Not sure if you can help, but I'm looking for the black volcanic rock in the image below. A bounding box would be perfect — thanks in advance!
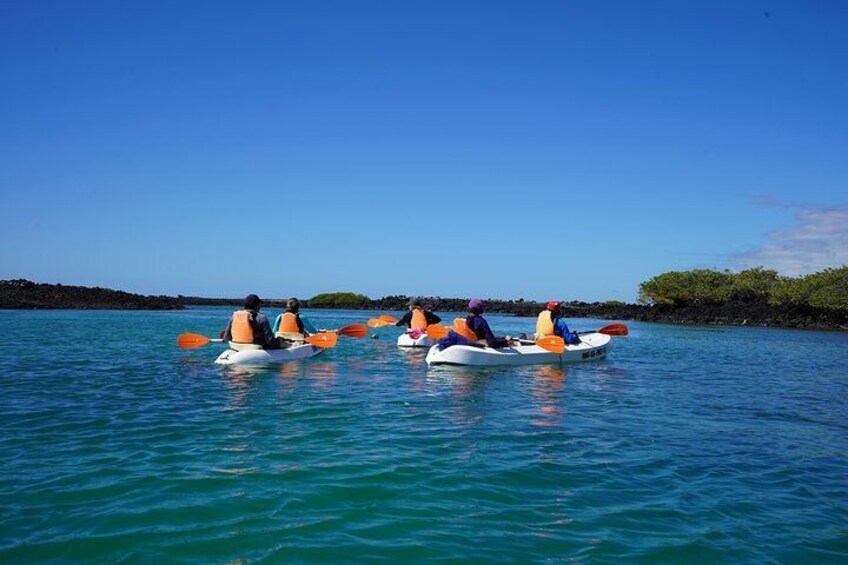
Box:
[0,279,184,310]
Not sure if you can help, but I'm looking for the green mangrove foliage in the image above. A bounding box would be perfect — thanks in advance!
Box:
[639,266,848,311]
[768,267,848,310]
[307,292,371,308]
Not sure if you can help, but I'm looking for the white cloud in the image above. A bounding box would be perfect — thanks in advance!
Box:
[734,207,848,276]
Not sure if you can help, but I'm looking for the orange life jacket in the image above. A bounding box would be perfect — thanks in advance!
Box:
[452,317,480,342]
[278,312,300,334]
[410,308,428,330]
[536,310,554,337]
[231,310,255,343]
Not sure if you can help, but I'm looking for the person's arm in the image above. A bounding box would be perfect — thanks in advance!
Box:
[258,316,277,347]
[426,311,441,324]
[301,315,318,335]
[473,317,509,348]
[555,318,580,344]
[221,318,233,341]
[395,312,412,327]
[272,314,281,333]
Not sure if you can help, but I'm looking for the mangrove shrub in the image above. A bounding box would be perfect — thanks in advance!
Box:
[640,266,847,311]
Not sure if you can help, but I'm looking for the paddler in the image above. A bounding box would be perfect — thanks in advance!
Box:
[221,294,282,349]
[395,297,441,330]
[535,301,581,344]
[273,298,318,340]
[441,298,512,349]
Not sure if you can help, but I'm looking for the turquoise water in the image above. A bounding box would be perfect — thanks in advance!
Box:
[1,307,846,563]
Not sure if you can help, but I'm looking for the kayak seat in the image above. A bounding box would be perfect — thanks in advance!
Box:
[276,331,305,341]
[229,342,263,351]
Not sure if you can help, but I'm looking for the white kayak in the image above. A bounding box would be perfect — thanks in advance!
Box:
[397,333,434,348]
[425,332,612,366]
[214,343,326,366]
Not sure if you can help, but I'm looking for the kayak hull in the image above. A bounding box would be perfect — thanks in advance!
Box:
[214,343,325,366]
[397,333,433,348]
[425,332,612,366]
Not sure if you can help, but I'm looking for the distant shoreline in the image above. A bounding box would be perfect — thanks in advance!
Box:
[2,280,846,331]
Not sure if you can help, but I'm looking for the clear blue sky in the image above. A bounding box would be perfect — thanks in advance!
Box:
[2,1,846,301]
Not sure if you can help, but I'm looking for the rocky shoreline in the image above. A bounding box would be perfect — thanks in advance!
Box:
[182,294,848,330]
[0,279,184,310]
[2,281,845,330]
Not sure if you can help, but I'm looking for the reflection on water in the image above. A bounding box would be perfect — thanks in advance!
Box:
[530,365,567,427]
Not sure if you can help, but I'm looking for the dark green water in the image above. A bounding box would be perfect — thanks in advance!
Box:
[1,307,846,563]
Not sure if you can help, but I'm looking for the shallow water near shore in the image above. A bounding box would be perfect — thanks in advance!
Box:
[1,307,846,563]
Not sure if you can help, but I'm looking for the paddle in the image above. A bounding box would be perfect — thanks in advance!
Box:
[425,324,450,339]
[533,335,565,355]
[335,323,368,338]
[176,331,338,349]
[177,332,222,349]
[580,323,629,336]
[367,314,399,328]
[304,332,338,348]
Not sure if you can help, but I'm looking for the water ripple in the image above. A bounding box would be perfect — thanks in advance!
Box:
[0,309,846,562]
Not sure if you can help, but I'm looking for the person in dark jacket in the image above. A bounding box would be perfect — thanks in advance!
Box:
[395,297,441,329]
[439,298,512,349]
[221,294,282,349]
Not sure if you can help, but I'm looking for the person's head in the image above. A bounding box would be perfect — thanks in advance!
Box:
[547,300,563,317]
[286,297,301,313]
[244,294,261,310]
[468,298,484,315]
[408,297,422,310]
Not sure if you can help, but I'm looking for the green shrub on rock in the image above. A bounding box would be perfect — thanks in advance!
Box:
[307,292,371,308]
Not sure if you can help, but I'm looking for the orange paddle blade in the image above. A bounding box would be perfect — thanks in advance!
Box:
[305,332,338,348]
[367,318,391,328]
[379,314,398,324]
[426,324,450,339]
[598,323,629,336]
[177,332,211,349]
[536,336,565,355]
[337,323,368,338]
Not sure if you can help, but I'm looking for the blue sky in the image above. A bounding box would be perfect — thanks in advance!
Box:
[1,0,846,301]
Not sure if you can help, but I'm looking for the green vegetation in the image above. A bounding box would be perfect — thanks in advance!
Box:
[769,267,848,310]
[307,292,371,308]
[639,266,848,311]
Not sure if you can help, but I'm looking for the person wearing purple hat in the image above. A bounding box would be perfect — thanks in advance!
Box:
[443,298,512,349]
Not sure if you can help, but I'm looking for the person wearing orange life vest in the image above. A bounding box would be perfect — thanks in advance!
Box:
[273,298,318,339]
[439,298,512,350]
[535,301,581,345]
[221,294,282,349]
[395,297,441,330]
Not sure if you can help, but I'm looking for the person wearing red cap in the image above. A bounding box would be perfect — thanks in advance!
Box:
[535,301,581,344]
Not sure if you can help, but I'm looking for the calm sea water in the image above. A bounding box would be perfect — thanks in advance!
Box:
[1,307,846,563]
